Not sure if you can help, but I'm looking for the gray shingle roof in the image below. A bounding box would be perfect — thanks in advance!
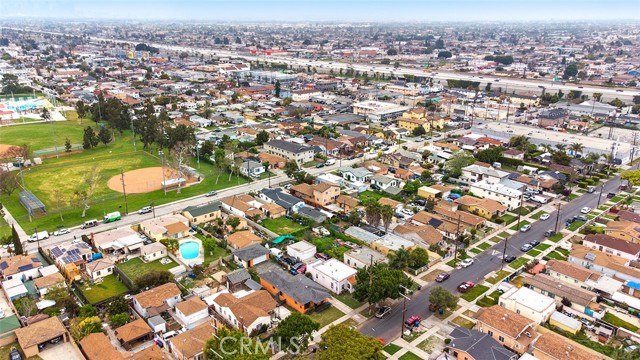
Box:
[183,202,221,217]
[260,188,301,210]
[259,270,329,305]
[265,139,313,154]
[448,327,517,360]
[233,244,270,261]
[226,268,251,285]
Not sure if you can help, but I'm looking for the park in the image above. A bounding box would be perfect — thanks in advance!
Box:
[0,110,247,236]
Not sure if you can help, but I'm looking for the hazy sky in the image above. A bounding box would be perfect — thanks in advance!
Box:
[1,0,638,21]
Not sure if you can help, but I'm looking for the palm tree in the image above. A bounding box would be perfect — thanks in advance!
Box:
[364,202,382,227]
[540,143,554,153]
[389,247,409,270]
[569,142,584,157]
[555,144,567,151]
[380,205,394,232]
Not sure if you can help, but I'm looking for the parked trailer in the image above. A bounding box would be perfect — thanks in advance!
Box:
[103,211,121,223]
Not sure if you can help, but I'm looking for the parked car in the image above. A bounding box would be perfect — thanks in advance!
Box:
[529,240,540,247]
[315,163,325,168]
[346,155,355,160]
[53,228,70,236]
[503,255,517,263]
[575,215,588,222]
[325,159,336,166]
[435,272,450,282]
[404,315,422,328]
[457,281,475,293]
[414,199,426,206]
[290,263,306,275]
[370,184,381,190]
[581,319,595,331]
[138,206,153,214]
[607,192,616,199]
[459,259,474,268]
[9,347,21,360]
[520,224,531,232]
[581,207,591,214]
[375,306,392,319]
[539,213,550,221]
[50,336,62,344]
[0,309,5,319]
[315,253,330,261]
[544,230,555,237]
[520,244,533,252]
[401,208,414,216]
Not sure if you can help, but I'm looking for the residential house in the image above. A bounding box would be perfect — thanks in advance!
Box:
[260,202,286,219]
[258,188,305,215]
[396,108,445,133]
[220,194,264,219]
[239,160,266,177]
[80,333,125,360]
[335,194,359,214]
[532,332,606,360]
[233,244,270,268]
[15,317,71,358]
[263,139,314,165]
[537,108,569,129]
[582,234,640,262]
[604,220,640,243]
[545,259,601,290]
[417,184,453,201]
[133,282,182,318]
[297,206,328,223]
[139,215,190,241]
[475,305,539,354]
[454,195,508,219]
[290,182,340,208]
[522,273,602,317]
[307,259,357,295]
[461,164,510,184]
[307,136,348,157]
[287,241,316,261]
[209,290,277,334]
[85,258,115,281]
[141,242,167,262]
[344,247,388,269]
[372,233,417,255]
[469,179,524,210]
[258,152,287,169]
[370,174,401,190]
[174,297,209,327]
[0,255,43,281]
[339,166,373,183]
[182,202,222,225]
[33,272,66,297]
[442,327,518,360]
[393,224,444,247]
[115,318,153,350]
[568,245,640,283]
[380,153,415,169]
[260,270,329,314]
[502,149,525,161]
[410,211,467,240]
[433,205,486,230]
[169,321,218,360]
[512,174,558,192]
[499,286,556,324]
[227,231,262,250]
[91,227,144,258]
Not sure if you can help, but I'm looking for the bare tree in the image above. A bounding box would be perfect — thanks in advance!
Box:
[75,165,103,218]
[0,170,20,196]
[171,142,193,194]
[53,189,65,221]
[20,297,34,317]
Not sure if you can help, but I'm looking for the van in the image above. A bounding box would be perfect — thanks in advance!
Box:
[82,219,99,229]
[103,211,121,223]
[163,331,178,340]
[587,186,596,193]
[324,159,336,166]
[28,231,49,242]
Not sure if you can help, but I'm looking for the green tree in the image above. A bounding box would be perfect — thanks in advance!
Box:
[78,304,97,317]
[256,130,270,146]
[434,38,445,49]
[75,100,86,120]
[200,140,215,158]
[204,327,270,360]
[437,51,453,59]
[380,204,394,232]
[510,136,532,152]
[317,324,384,360]
[444,151,475,178]
[106,296,129,316]
[386,49,397,56]
[408,247,429,269]
[353,263,413,307]
[403,179,423,195]
[364,201,382,227]
[98,125,112,146]
[41,107,51,122]
[227,217,241,230]
[569,142,584,156]
[609,98,625,108]
[82,126,96,149]
[552,150,572,166]
[274,80,281,98]
[12,225,22,255]
[109,312,131,327]
[70,316,103,341]
[633,95,640,105]
[622,169,640,186]
[563,63,579,79]
[429,286,458,311]
[273,313,320,353]
[475,146,503,164]
[593,93,603,102]
[64,137,72,152]
[136,270,172,289]
[283,160,300,178]
[412,125,427,136]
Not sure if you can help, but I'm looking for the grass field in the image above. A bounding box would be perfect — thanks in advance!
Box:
[261,217,307,235]
[510,219,530,231]
[309,306,345,328]
[468,247,482,254]
[545,250,568,261]
[508,257,530,270]
[548,233,564,242]
[477,242,491,250]
[0,121,247,231]
[567,220,585,231]
[383,344,402,355]
[487,270,511,284]
[498,214,517,225]
[0,121,85,151]
[398,352,422,360]
[527,249,541,257]
[358,190,384,203]
[116,257,178,283]
[530,211,546,220]
[461,284,489,302]
[333,292,364,309]
[79,274,129,304]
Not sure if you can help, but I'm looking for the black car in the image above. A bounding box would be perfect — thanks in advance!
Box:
[415,199,426,206]
[315,163,325,168]
[504,255,517,263]
[370,184,381,190]
[346,155,355,160]
[529,240,540,247]
[607,192,616,199]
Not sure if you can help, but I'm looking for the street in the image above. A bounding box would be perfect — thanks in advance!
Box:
[360,171,626,342]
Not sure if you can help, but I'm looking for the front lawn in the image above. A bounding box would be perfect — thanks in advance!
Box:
[530,211,545,220]
[508,257,530,270]
[309,306,345,328]
[358,190,384,203]
[399,352,422,360]
[567,193,580,201]
[261,217,307,235]
[567,220,585,231]
[510,220,530,231]
[611,195,625,203]
[117,257,178,283]
[477,242,492,250]
[498,231,510,238]
[548,233,564,242]
[545,251,568,261]
[333,292,364,309]
[468,247,482,254]
[487,236,501,243]
[487,270,511,285]
[383,344,402,355]
[80,274,129,304]
[498,214,517,225]
[527,249,541,257]
[461,284,490,302]
[537,243,551,251]
[452,316,476,329]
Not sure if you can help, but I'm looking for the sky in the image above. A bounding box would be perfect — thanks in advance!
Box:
[0,0,639,21]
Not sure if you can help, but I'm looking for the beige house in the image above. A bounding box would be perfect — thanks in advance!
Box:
[532,332,606,360]
[226,230,262,250]
[141,242,167,262]
[15,317,70,358]
[182,202,222,225]
[290,182,340,208]
[139,214,190,241]
[170,321,218,360]
[85,258,115,280]
[475,305,539,354]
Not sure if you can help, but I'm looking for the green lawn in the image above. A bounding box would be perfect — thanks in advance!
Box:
[358,190,384,203]
[477,295,499,307]
[309,306,345,328]
[548,233,564,242]
[487,236,501,243]
[461,284,490,302]
[567,193,580,201]
[527,249,541,257]
[261,217,308,235]
[510,220,530,231]
[0,120,85,151]
[537,243,551,251]
[116,257,178,283]
[477,242,492,250]
[610,196,625,203]
[498,214,517,225]
[512,206,533,216]
[468,247,482,254]
[80,274,129,304]
[602,312,639,332]
[530,211,546,220]
[0,342,42,360]
[398,352,422,360]
[383,344,402,355]
[333,292,364,310]
[498,231,510,238]
[487,270,511,285]
[567,220,585,231]
[452,316,476,329]
[508,257,530,270]
[545,251,568,261]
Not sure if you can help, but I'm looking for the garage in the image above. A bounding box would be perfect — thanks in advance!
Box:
[14,317,69,358]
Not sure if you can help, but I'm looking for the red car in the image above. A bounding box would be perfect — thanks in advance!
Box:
[457,281,475,293]
[404,315,422,328]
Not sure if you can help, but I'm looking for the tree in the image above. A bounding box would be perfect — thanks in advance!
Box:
[70,316,102,341]
[389,248,409,270]
[204,327,270,360]
[273,313,320,353]
[41,107,51,122]
[408,247,429,269]
[622,169,640,186]
[593,93,603,102]
[136,104,159,149]
[274,80,281,98]
[256,130,270,146]
[64,137,72,152]
[364,201,382,227]
[563,63,579,79]
[552,150,572,166]
[171,142,193,194]
[200,140,215,158]
[569,142,584,156]
[136,270,172,289]
[437,51,453,59]
[109,312,131,327]
[434,38,445,49]
[475,146,503,164]
[317,324,385,360]
[444,151,475,178]
[633,96,640,105]
[227,217,241,230]
[402,179,423,195]
[0,170,20,196]
[353,263,413,307]
[429,286,458,311]
[78,304,97,317]
[412,125,427,136]
[98,125,112,146]
[106,296,129,316]
[380,204,394,232]
[75,100,86,120]
[386,49,397,56]
[283,160,300,178]
[11,225,22,255]
[609,98,625,108]
[82,126,97,149]
[74,165,103,217]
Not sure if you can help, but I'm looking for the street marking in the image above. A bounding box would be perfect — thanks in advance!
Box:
[491,250,501,256]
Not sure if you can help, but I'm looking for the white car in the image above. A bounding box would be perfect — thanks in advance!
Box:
[539,213,550,221]
[53,228,70,236]
[324,159,336,166]
[401,208,414,216]
[520,224,532,232]
[460,258,474,268]
[580,207,591,214]
[0,309,5,319]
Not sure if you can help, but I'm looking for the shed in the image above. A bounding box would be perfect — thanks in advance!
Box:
[549,311,581,335]
[286,240,317,261]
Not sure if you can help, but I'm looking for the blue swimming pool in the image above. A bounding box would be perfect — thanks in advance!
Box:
[180,241,199,260]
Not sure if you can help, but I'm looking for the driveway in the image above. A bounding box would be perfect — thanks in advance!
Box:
[39,342,84,360]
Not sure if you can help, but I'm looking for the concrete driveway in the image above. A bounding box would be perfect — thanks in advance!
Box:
[38,342,84,360]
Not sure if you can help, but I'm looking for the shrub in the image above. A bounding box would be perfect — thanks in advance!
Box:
[578,181,588,188]
[109,312,131,327]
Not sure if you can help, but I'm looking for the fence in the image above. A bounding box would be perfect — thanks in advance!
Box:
[113,266,138,291]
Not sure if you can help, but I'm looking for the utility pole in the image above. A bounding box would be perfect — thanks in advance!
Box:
[454,214,461,262]
[554,202,562,234]
[120,169,128,215]
[597,184,605,207]
[501,232,509,271]
[516,193,524,230]
[159,150,166,195]
[399,285,412,339]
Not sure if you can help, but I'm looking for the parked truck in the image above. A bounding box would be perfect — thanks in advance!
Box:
[530,195,549,204]
[103,211,121,223]
[27,231,49,242]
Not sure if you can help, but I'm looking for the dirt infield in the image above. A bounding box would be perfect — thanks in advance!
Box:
[0,144,21,158]
[107,167,197,194]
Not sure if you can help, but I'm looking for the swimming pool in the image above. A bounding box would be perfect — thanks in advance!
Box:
[179,241,199,260]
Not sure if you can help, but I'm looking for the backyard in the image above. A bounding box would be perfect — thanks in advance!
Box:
[261,217,308,235]
[79,274,129,304]
[0,342,42,360]
[116,257,179,283]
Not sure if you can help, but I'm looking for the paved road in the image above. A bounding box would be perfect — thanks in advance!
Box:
[360,171,626,342]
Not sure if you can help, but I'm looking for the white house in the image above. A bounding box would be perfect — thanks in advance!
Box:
[338,167,373,183]
[239,160,266,178]
[174,297,209,327]
[286,241,317,261]
[370,174,401,191]
[263,140,314,165]
[499,286,556,324]
[208,289,277,334]
[133,283,182,318]
[0,255,43,281]
[141,242,167,262]
[85,258,115,280]
[344,247,388,269]
[469,180,523,210]
[307,259,357,294]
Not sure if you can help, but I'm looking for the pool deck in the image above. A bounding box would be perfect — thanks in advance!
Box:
[177,237,204,267]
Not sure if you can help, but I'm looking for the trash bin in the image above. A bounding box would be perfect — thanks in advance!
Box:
[439,309,444,315]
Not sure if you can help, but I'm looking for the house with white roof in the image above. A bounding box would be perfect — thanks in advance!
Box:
[499,286,556,324]
[307,258,357,294]
[286,241,317,261]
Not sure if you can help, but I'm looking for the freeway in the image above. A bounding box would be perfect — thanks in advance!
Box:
[3,27,639,102]
[360,170,627,342]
